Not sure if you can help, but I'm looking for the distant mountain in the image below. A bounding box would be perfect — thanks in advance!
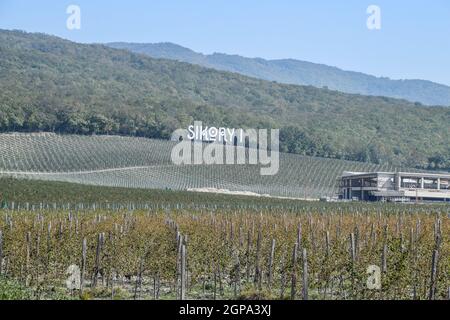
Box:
[108,42,450,107]
[1,30,449,171]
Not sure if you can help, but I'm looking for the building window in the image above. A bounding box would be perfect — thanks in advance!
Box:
[401,177,420,189]
[423,178,438,190]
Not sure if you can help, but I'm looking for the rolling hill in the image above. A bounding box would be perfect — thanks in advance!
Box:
[0,133,400,199]
[1,30,449,171]
[108,42,450,107]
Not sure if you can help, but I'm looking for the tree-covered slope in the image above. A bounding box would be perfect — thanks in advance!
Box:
[1,30,449,170]
[108,42,450,107]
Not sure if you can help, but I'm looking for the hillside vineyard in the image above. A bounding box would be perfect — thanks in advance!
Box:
[0,133,402,199]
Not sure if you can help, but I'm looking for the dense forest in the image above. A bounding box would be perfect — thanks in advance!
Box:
[1,30,449,170]
[109,42,450,107]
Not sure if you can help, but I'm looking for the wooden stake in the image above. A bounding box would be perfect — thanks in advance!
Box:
[254,227,262,288]
[268,239,276,289]
[0,230,3,275]
[93,233,103,288]
[180,244,186,300]
[233,249,241,298]
[280,250,286,299]
[246,229,251,282]
[290,242,298,300]
[26,232,31,273]
[325,231,330,257]
[428,250,439,300]
[134,258,144,300]
[80,238,87,294]
[302,248,309,300]
[349,233,356,264]
[382,244,388,273]
[213,266,217,300]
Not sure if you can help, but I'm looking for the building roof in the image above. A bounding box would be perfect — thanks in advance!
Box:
[342,171,450,179]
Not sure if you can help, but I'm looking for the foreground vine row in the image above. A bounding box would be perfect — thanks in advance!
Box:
[0,207,448,300]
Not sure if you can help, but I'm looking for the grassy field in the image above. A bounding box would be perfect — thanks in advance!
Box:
[0,178,308,210]
[2,177,450,211]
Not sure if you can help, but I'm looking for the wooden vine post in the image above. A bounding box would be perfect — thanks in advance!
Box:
[428,250,439,300]
[267,239,276,290]
[80,237,87,294]
[0,230,3,275]
[180,244,187,300]
[302,248,308,300]
[93,233,104,288]
[290,242,298,300]
[254,227,262,289]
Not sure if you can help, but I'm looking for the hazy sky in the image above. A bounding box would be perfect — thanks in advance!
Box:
[1,0,449,85]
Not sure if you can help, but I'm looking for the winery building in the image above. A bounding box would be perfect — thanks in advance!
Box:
[339,171,450,202]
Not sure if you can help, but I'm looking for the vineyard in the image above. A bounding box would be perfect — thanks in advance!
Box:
[0,133,448,301]
[0,205,448,300]
[0,133,403,199]
[0,178,308,211]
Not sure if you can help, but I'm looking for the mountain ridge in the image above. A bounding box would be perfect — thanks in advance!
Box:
[1,29,449,171]
[107,42,450,107]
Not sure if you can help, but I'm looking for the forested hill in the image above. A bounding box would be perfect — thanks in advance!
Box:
[1,29,449,170]
[108,42,450,107]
